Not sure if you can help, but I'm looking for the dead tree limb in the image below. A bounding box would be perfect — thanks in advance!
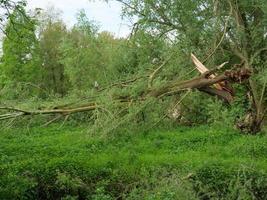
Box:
[0,105,98,120]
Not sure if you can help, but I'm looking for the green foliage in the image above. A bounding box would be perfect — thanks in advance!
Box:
[59,11,99,92]
[120,0,267,132]
[0,1,266,199]
[38,11,68,96]
[0,0,27,31]
[0,125,267,199]
[0,7,41,98]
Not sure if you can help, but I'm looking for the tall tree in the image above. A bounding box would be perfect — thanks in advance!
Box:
[0,7,41,97]
[38,8,68,96]
[60,10,100,93]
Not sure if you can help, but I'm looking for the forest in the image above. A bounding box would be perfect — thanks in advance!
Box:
[0,0,266,199]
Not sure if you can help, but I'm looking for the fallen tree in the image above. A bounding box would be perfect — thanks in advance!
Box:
[0,54,251,129]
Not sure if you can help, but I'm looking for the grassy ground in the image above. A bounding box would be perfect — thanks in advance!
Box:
[0,125,267,199]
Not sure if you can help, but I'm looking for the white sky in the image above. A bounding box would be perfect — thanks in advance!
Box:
[26,0,132,37]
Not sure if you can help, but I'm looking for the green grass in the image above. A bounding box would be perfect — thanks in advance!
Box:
[0,125,267,199]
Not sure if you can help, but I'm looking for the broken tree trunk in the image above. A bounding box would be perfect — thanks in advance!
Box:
[148,65,250,102]
[0,66,251,121]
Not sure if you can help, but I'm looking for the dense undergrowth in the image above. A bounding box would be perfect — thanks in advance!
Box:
[0,1,266,199]
[0,125,267,199]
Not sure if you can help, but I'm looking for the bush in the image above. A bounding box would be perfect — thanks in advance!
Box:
[193,163,267,199]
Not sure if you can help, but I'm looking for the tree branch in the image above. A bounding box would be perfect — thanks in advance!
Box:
[0,65,251,122]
